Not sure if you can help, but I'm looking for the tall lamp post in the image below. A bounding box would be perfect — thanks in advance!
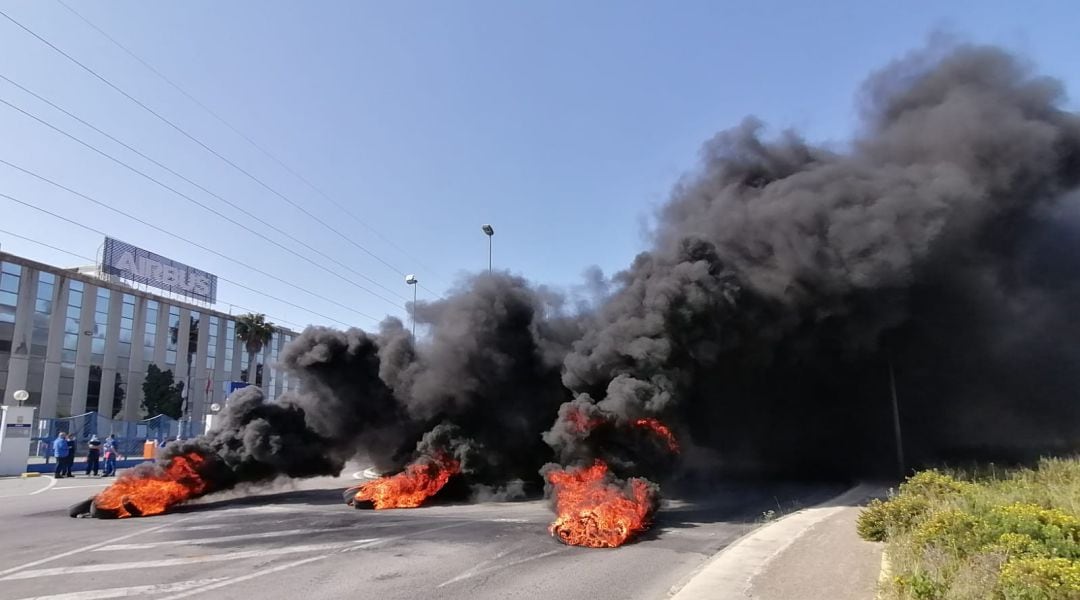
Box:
[405,274,418,339]
[481,224,494,273]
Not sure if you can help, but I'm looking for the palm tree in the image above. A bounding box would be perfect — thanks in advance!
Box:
[235,313,274,386]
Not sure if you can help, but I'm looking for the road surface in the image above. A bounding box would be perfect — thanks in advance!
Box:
[0,468,844,599]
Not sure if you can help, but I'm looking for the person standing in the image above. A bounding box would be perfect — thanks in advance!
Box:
[102,434,118,477]
[64,433,77,478]
[85,435,102,476]
[52,433,69,478]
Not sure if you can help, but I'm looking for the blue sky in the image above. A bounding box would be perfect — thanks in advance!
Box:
[1,1,1077,331]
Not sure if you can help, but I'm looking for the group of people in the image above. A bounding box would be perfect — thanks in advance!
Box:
[51,432,121,478]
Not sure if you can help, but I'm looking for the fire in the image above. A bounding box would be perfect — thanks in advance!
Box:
[633,417,680,453]
[94,452,209,518]
[564,406,606,434]
[546,460,657,548]
[354,454,461,509]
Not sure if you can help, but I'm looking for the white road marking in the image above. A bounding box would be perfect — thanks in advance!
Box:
[437,549,565,587]
[158,556,331,600]
[196,505,296,516]
[173,524,226,531]
[161,521,480,598]
[435,547,516,588]
[96,527,343,550]
[0,517,192,578]
[0,540,378,581]
[52,484,109,490]
[28,475,57,495]
[9,578,229,600]
[351,467,378,479]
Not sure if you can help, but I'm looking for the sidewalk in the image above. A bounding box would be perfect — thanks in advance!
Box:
[670,484,887,600]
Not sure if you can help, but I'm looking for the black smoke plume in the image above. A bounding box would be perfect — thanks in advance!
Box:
[550,41,1080,480]
[134,273,578,503]
[95,41,1080,513]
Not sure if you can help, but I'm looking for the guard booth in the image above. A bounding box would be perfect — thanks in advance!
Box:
[0,404,36,476]
[204,381,248,432]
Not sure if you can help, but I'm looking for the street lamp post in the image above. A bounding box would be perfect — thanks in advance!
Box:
[888,359,906,478]
[481,224,494,273]
[405,274,418,339]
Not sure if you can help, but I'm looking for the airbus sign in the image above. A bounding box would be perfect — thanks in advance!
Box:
[102,237,218,303]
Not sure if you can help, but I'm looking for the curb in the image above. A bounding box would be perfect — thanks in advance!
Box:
[24,458,152,473]
[668,484,880,600]
[875,550,892,600]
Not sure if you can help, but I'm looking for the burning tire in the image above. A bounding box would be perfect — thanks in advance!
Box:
[67,498,93,518]
[89,500,121,519]
[343,485,376,509]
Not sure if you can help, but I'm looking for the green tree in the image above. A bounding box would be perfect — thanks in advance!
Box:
[235,313,274,387]
[142,363,184,419]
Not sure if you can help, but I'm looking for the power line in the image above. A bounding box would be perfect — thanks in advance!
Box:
[0,227,310,331]
[0,192,359,328]
[2,7,441,297]
[0,93,409,309]
[0,177,381,326]
[0,74,408,305]
[56,0,446,295]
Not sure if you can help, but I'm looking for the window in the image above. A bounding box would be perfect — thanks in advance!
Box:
[143,300,158,367]
[58,279,84,414]
[118,294,134,359]
[280,334,290,392]
[62,280,83,367]
[165,305,180,365]
[0,262,21,323]
[223,320,235,376]
[267,331,279,399]
[91,288,110,361]
[188,311,200,363]
[30,273,55,358]
[206,316,219,370]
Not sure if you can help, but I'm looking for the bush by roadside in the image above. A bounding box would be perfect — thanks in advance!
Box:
[857,457,1080,600]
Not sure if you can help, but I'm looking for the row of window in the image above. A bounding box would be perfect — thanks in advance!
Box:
[0,261,297,416]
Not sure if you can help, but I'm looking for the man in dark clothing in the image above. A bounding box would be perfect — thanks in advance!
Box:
[52,433,69,478]
[64,434,77,478]
[85,435,102,476]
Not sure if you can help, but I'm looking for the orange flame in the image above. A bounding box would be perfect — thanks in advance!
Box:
[633,417,680,453]
[354,454,461,509]
[94,452,209,518]
[546,460,657,548]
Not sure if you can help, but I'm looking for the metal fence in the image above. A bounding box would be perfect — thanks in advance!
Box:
[31,412,199,460]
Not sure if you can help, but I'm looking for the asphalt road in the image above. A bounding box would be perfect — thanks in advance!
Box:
[0,468,844,600]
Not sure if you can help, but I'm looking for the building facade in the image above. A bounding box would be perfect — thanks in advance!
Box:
[0,251,299,431]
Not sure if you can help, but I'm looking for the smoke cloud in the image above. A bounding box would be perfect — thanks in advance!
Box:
[153,41,1079,501]
[551,41,1080,479]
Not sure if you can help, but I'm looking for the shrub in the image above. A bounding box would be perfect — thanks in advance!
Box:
[911,509,986,557]
[893,572,946,600]
[998,557,1080,600]
[859,458,1080,600]
[858,495,932,542]
[985,504,1080,560]
[899,470,974,500]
